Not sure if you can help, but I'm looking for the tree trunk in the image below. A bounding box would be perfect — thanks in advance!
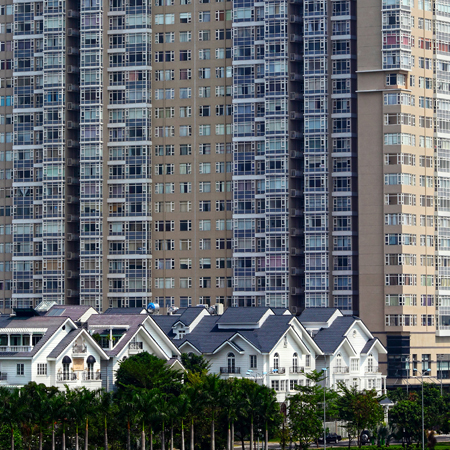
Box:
[227,422,231,450]
[181,420,185,450]
[85,418,89,450]
[211,418,215,450]
[75,426,79,450]
[105,417,108,450]
[39,428,43,450]
[170,424,174,450]
[52,422,55,450]
[127,420,131,450]
[250,420,254,450]
[161,424,166,450]
[190,420,194,450]
[265,424,268,450]
[150,427,153,450]
[141,421,146,450]
[11,427,14,450]
[231,422,234,450]
[62,424,66,450]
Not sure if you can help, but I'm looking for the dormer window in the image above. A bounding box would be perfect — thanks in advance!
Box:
[274,352,279,370]
[178,330,185,339]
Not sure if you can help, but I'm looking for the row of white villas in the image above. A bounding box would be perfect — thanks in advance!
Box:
[0,305,387,400]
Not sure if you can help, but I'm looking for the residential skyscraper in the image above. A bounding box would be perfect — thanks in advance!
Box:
[5,0,450,387]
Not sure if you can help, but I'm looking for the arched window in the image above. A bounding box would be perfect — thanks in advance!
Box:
[62,355,71,380]
[227,352,235,373]
[273,352,279,370]
[367,354,374,372]
[87,355,96,380]
[292,353,298,372]
[336,353,342,371]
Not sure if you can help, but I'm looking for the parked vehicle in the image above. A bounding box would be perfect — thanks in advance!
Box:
[318,433,342,444]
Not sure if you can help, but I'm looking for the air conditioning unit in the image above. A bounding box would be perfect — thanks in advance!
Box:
[67,177,79,184]
[290,287,301,295]
[291,150,302,158]
[67,233,79,241]
[67,196,79,203]
[291,131,301,139]
[290,53,301,61]
[67,102,79,110]
[67,252,79,259]
[67,140,78,147]
[67,121,77,129]
[290,73,302,81]
[67,65,79,73]
[291,170,301,177]
[68,84,79,92]
[290,92,301,100]
[290,112,301,119]
[290,189,301,197]
[67,271,79,278]
[67,28,79,36]
[67,9,80,17]
[291,228,302,236]
[68,47,79,55]
[290,34,302,42]
[67,215,79,222]
[291,248,302,256]
[66,289,79,297]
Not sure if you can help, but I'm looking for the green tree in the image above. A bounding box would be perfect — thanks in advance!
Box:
[47,390,65,450]
[200,374,223,450]
[115,352,183,394]
[181,353,211,375]
[336,384,384,447]
[97,390,115,450]
[221,378,241,450]
[257,384,282,450]
[389,395,423,445]
[0,387,23,450]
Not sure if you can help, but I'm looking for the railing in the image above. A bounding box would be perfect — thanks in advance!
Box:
[57,373,78,382]
[269,367,286,374]
[334,366,349,374]
[289,366,305,374]
[72,344,87,354]
[0,373,7,380]
[220,367,241,374]
[129,342,143,352]
[82,371,101,381]
[0,346,33,352]
[365,366,379,374]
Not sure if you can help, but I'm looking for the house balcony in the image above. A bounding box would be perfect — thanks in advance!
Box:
[334,367,349,374]
[57,373,78,382]
[289,366,305,374]
[82,371,101,381]
[269,367,286,374]
[0,346,33,352]
[220,367,241,374]
[365,366,379,374]
[72,344,87,355]
[129,342,143,353]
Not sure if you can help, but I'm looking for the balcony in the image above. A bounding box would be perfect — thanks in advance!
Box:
[57,373,78,382]
[0,373,7,380]
[365,366,379,374]
[0,346,33,352]
[334,366,349,374]
[72,344,87,355]
[269,367,286,374]
[129,342,143,353]
[289,366,305,374]
[82,371,101,381]
[220,367,241,374]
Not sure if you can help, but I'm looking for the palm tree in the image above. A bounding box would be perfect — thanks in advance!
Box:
[222,378,241,450]
[184,373,205,450]
[202,374,223,450]
[257,386,281,450]
[167,394,180,450]
[241,379,263,450]
[134,387,160,450]
[0,386,23,450]
[82,388,97,450]
[152,391,172,450]
[117,389,141,450]
[97,390,115,450]
[47,390,64,450]
[176,392,190,450]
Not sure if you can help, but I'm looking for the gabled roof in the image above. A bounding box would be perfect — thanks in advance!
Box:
[104,307,147,315]
[45,305,96,321]
[312,316,357,354]
[0,316,76,358]
[172,307,207,327]
[299,308,340,323]
[216,307,272,326]
[360,338,387,355]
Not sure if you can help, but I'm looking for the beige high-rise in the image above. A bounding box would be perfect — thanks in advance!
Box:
[358,0,450,386]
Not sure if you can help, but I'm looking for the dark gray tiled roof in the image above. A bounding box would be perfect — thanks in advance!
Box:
[173,308,207,326]
[298,308,339,323]
[0,315,70,357]
[361,338,377,354]
[271,308,291,316]
[216,307,271,325]
[47,328,84,359]
[312,316,356,354]
[171,314,294,354]
[45,305,93,321]
[104,307,147,315]
[87,314,146,357]
[151,315,178,338]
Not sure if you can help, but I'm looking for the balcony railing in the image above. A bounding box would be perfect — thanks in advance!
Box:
[82,371,101,381]
[334,366,349,374]
[365,366,379,374]
[220,367,241,374]
[0,346,33,352]
[72,344,87,354]
[289,366,305,374]
[0,373,6,380]
[129,342,143,352]
[57,373,78,382]
[269,367,286,374]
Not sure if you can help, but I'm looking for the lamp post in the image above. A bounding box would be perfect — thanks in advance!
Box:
[322,368,327,450]
[413,367,431,450]
[406,356,409,397]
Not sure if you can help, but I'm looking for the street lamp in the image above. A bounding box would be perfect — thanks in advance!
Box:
[413,367,431,450]
[322,368,327,450]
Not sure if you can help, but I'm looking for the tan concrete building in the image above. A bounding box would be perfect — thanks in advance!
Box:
[358,0,450,386]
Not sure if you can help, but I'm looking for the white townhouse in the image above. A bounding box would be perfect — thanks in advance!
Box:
[299,308,388,395]
[0,305,181,390]
[153,307,323,402]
